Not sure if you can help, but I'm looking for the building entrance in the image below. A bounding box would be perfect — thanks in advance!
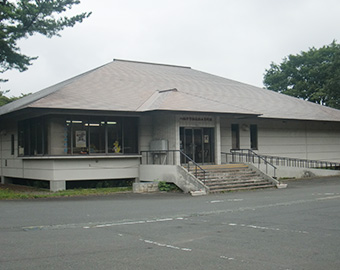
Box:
[180,127,214,164]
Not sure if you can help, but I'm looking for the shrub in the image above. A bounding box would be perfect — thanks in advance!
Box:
[158,181,180,192]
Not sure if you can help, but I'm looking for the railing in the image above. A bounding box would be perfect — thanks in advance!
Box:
[221,149,277,178]
[222,149,340,178]
[260,155,340,170]
[140,150,206,183]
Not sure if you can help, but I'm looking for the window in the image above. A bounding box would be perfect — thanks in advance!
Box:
[18,117,48,156]
[107,120,122,154]
[122,118,138,154]
[250,124,258,150]
[231,124,240,149]
[18,116,139,156]
[65,117,138,155]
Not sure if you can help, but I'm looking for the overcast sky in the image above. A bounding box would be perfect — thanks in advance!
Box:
[3,0,340,97]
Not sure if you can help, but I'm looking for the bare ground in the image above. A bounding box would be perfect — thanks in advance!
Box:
[0,183,49,194]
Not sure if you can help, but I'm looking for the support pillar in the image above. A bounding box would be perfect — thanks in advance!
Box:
[215,116,221,165]
[50,180,66,192]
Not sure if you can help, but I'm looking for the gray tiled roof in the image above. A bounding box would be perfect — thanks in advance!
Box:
[1,59,340,122]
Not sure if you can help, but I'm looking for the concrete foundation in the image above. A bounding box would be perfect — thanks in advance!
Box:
[50,180,66,192]
[133,182,159,193]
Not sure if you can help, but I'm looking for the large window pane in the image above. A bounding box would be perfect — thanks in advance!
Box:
[203,128,214,163]
[107,120,122,153]
[123,118,138,154]
[18,117,48,156]
[72,120,88,154]
[88,121,105,154]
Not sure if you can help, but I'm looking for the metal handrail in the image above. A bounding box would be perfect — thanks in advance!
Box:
[228,149,340,169]
[222,149,277,178]
[140,150,206,183]
[260,155,340,169]
[179,150,206,183]
[222,149,340,177]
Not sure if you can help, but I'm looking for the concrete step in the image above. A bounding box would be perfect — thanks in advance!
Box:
[199,164,248,170]
[205,179,267,186]
[189,164,248,173]
[194,170,257,177]
[186,163,275,193]
[197,175,263,184]
[207,183,274,190]
[198,173,260,180]
[194,169,257,174]
[209,184,275,193]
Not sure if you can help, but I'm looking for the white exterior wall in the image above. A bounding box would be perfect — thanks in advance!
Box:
[220,118,252,152]
[258,119,340,162]
[220,119,231,153]
[152,113,177,149]
[21,156,139,181]
[220,117,340,163]
[139,113,177,151]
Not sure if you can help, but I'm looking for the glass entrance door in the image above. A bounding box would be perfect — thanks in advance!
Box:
[180,127,214,164]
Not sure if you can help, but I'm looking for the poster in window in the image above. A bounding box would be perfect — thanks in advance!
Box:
[75,130,86,148]
[204,135,209,143]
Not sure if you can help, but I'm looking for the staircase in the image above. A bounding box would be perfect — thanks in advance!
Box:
[189,164,276,193]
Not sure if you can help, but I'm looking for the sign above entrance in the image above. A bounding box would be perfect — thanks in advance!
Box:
[178,115,215,127]
[179,116,213,122]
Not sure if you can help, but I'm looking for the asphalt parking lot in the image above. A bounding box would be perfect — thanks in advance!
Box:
[1,177,340,270]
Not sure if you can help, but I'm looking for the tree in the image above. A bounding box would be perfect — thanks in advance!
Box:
[0,0,91,80]
[263,41,340,109]
[0,89,30,106]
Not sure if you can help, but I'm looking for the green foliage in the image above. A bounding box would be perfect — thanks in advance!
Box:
[0,0,91,78]
[158,181,180,192]
[0,90,31,106]
[263,41,340,109]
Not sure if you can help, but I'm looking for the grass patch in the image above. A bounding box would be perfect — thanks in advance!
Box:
[0,186,132,200]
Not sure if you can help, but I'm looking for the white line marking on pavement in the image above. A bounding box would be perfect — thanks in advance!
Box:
[209,200,224,203]
[23,217,182,231]
[220,256,237,261]
[313,193,340,196]
[85,218,176,229]
[316,195,340,201]
[208,199,243,203]
[227,223,309,234]
[140,239,192,252]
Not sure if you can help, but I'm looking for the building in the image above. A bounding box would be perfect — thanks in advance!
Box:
[1,59,340,192]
